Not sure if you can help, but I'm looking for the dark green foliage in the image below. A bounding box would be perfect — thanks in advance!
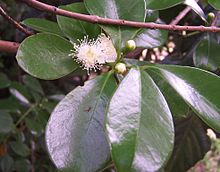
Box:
[1,0,220,172]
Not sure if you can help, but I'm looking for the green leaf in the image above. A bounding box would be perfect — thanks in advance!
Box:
[22,18,64,37]
[23,75,44,95]
[85,0,146,49]
[10,82,31,105]
[9,141,30,157]
[0,155,14,172]
[146,0,183,10]
[146,70,189,118]
[46,72,117,172]
[145,10,159,22]
[0,73,11,89]
[135,28,168,48]
[57,3,101,42]
[165,115,210,172]
[124,58,150,67]
[194,34,220,71]
[33,108,49,127]
[147,65,220,132]
[41,100,58,113]
[25,118,44,134]
[208,0,220,10]
[11,82,31,99]
[184,0,206,22]
[30,91,42,102]
[14,159,31,172]
[16,33,78,80]
[134,18,168,49]
[0,97,20,113]
[106,68,174,172]
[0,111,13,134]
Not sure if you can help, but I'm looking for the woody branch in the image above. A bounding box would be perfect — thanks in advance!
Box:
[0,6,33,36]
[1,0,220,54]
[22,0,220,32]
[0,40,20,54]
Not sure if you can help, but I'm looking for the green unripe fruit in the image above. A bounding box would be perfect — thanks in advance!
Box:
[115,62,127,74]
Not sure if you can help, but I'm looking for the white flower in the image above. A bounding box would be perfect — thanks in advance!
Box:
[69,34,117,74]
[96,33,117,63]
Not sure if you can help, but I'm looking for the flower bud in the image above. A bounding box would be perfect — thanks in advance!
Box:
[207,12,215,23]
[115,62,127,74]
[207,128,216,140]
[125,40,136,51]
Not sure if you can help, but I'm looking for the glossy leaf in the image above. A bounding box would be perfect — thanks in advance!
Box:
[146,0,183,10]
[184,0,206,22]
[0,111,13,134]
[134,10,161,48]
[135,28,168,48]
[85,0,146,49]
[145,10,159,22]
[57,3,101,42]
[16,33,78,80]
[22,18,64,37]
[146,70,189,118]
[208,0,220,10]
[147,65,220,132]
[194,34,220,71]
[165,114,210,172]
[0,73,10,89]
[106,68,174,172]
[46,73,117,172]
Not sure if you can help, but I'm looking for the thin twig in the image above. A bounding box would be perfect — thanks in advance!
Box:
[170,0,199,25]
[0,40,19,53]
[0,5,33,35]
[170,7,192,25]
[22,0,220,32]
[15,104,37,127]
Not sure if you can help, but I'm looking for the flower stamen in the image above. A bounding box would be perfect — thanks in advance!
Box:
[69,34,117,74]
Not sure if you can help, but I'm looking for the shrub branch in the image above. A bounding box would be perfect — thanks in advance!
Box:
[22,0,220,32]
[170,0,199,25]
[1,0,220,54]
[0,5,33,36]
[0,40,19,53]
